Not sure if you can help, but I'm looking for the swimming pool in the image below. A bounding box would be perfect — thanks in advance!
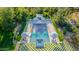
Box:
[31,31,49,39]
[30,24,49,42]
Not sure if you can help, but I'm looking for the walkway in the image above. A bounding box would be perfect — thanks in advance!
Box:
[25,40,76,51]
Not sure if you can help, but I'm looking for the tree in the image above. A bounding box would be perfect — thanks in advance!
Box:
[72,32,79,48]
[0,8,15,50]
[2,8,15,32]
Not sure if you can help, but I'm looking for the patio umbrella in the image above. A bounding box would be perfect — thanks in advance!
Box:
[21,32,29,38]
[50,32,58,43]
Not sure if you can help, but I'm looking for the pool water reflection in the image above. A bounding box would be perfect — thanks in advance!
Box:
[31,31,49,39]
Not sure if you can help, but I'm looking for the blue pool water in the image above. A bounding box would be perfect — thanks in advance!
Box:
[31,31,49,39]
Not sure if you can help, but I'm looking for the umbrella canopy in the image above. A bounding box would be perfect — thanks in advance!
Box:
[50,32,58,39]
[21,32,29,38]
